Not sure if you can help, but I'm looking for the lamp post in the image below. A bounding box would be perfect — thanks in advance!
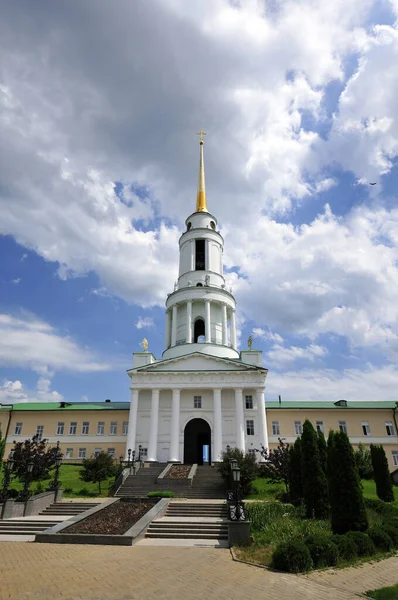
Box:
[227,460,245,521]
[50,442,63,502]
[0,451,15,500]
[21,460,34,500]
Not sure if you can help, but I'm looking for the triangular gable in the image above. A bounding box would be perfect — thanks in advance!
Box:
[132,352,265,373]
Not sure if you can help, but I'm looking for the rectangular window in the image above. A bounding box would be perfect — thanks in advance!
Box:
[339,421,347,434]
[272,421,280,436]
[65,448,73,459]
[194,396,202,409]
[69,422,77,435]
[385,421,395,436]
[56,422,64,435]
[362,422,371,436]
[110,422,117,435]
[78,448,86,459]
[97,422,104,435]
[94,448,101,457]
[36,425,44,441]
[107,448,115,457]
[123,421,129,435]
[247,449,256,456]
[392,451,398,467]
[82,422,89,435]
[316,421,324,434]
[14,422,22,435]
[141,447,148,458]
[294,421,302,435]
[195,239,205,270]
[245,395,253,409]
[246,420,254,435]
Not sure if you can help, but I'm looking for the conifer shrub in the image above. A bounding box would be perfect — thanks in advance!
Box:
[381,524,398,547]
[288,438,303,506]
[317,430,328,475]
[370,445,395,503]
[346,531,375,556]
[331,534,358,560]
[327,430,368,534]
[301,420,329,519]
[272,540,313,573]
[305,532,339,568]
[367,527,393,551]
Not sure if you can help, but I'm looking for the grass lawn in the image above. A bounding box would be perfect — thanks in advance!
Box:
[366,584,398,600]
[361,480,398,508]
[0,464,116,498]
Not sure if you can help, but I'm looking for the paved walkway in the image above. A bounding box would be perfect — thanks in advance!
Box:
[2,543,395,600]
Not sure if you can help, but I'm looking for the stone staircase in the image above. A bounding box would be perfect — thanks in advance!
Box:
[145,501,228,541]
[39,501,100,516]
[0,518,62,536]
[115,464,167,497]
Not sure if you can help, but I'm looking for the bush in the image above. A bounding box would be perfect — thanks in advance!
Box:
[78,487,90,496]
[63,487,73,494]
[381,524,398,547]
[218,448,257,496]
[354,443,374,479]
[332,534,358,560]
[147,491,174,498]
[367,527,393,551]
[370,445,395,503]
[364,497,396,519]
[272,540,313,573]
[6,488,19,499]
[305,533,339,568]
[346,531,376,556]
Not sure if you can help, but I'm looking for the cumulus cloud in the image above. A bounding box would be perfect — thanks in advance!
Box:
[0,376,63,404]
[135,317,155,330]
[252,328,284,344]
[267,343,327,367]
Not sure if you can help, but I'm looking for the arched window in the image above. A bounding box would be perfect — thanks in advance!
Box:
[194,319,205,343]
[187,222,192,231]
[196,283,203,287]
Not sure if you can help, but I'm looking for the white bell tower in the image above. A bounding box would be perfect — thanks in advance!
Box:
[163,133,238,360]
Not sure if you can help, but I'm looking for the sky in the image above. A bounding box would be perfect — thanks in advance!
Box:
[1,0,398,405]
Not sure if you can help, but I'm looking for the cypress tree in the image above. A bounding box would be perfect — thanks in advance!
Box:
[301,420,329,519]
[327,430,368,534]
[288,437,303,506]
[370,444,394,502]
[317,430,328,475]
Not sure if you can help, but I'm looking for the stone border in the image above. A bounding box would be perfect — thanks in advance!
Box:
[157,463,173,479]
[188,464,197,482]
[35,497,169,546]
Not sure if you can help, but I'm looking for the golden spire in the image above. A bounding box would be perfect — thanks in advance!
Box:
[196,130,208,212]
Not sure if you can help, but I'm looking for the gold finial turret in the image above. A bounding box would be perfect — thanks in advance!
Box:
[196,130,208,212]
[140,338,148,352]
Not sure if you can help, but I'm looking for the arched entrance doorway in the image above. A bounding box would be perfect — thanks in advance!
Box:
[183,418,211,465]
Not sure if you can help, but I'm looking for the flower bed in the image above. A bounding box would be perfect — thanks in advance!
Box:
[165,465,191,479]
[64,500,152,535]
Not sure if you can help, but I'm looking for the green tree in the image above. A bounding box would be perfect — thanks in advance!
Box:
[256,438,290,491]
[0,431,6,470]
[370,444,394,502]
[12,435,59,482]
[288,437,303,506]
[327,430,368,534]
[354,443,374,479]
[317,430,328,475]
[217,447,257,496]
[80,452,117,494]
[301,420,329,519]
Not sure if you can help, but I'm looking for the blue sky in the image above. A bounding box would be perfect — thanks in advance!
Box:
[1,0,398,404]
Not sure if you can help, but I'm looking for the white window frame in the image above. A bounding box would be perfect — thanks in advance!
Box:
[122,421,129,435]
[82,422,89,435]
[392,451,398,467]
[316,421,324,434]
[194,395,202,409]
[69,422,77,435]
[245,395,253,409]
[246,420,255,436]
[110,422,117,435]
[56,422,64,436]
[97,422,104,435]
[362,422,371,436]
[36,425,44,441]
[272,421,280,436]
[294,421,302,435]
[65,448,73,458]
[247,448,256,456]
[339,420,347,434]
[107,448,115,457]
[385,421,395,436]
[14,422,22,435]
[94,448,102,457]
[78,448,86,459]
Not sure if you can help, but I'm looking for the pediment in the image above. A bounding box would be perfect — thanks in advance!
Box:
[134,352,263,373]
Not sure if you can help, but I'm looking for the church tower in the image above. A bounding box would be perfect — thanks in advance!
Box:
[163,133,238,360]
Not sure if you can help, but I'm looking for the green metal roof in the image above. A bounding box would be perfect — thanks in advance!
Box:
[265,401,398,410]
[0,402,130,412]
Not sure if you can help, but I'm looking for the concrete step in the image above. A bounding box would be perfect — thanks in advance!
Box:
[145,531,228,539]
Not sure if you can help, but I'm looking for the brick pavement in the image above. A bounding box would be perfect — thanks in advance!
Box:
[0,542,369,600]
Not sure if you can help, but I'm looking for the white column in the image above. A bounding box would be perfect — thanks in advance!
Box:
[256,388,268,460]
[190,239,195,271]
[147,389,160,462]
[230,309,237,349]
[235,388,245,451]
[205,300,211,343]
[213,388,223,461]
[164,310,171,349]
[125,389,139,459]
[222,304,228,346]
[186,301,192,343]
[169,389,181,462]
[171,305,177,346]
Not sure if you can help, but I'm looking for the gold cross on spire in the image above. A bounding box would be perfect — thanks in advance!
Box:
[196,130,207,144]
